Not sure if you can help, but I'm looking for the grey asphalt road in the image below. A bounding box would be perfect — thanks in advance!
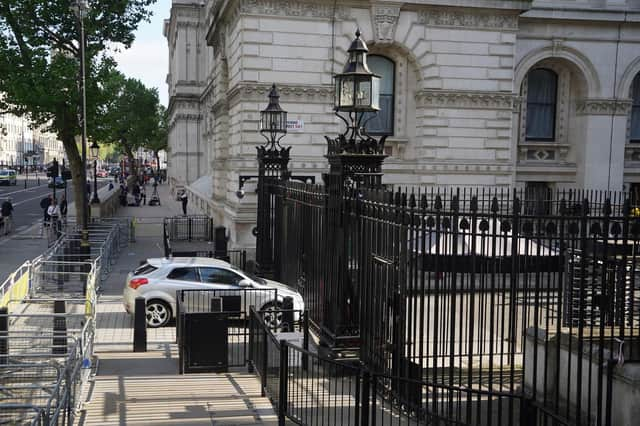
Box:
[0,176,109,233]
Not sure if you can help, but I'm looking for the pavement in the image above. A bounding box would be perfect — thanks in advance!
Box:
[77,182,280,425]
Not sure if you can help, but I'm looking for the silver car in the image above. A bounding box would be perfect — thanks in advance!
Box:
[123,257,305,327]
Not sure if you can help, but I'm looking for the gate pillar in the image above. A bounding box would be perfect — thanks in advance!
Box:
[255,84,290,279]
[320,30,388,350]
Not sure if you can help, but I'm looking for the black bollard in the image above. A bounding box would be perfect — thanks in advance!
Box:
[214,226,229,262]
[0,307,8,365]
[52,300,67,355]
[282,297,294,332]
[133,297,147,352]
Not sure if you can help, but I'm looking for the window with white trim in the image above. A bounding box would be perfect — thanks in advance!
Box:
[525,69,558,141]
[364,55,395,136]
[631,73,640,143]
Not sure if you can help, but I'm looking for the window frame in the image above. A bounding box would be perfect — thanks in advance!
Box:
[198,267,244,286]
[166,267,200,282]
[364,54,395,137]
[631,73,640,143]
[525,68,558,142]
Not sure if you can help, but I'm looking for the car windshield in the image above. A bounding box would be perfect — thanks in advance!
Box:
[0,171,8,176]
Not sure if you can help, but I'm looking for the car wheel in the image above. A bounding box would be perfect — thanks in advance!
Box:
[146,299,171,328]
[261,302,284,330]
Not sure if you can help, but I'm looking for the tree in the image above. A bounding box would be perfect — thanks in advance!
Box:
[0,0,155,221]
[97,72,164,179]
[144,104,168,175]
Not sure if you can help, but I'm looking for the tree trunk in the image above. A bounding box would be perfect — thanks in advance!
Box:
[61,135,87,226]
[155,151,160,174]
[124,144,136,186]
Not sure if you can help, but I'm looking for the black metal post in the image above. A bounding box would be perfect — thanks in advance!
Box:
[24,160,28,189]
[278,341,288,425]
[91,159,100,204]
[261,326,268,397]
[255,84,290,280]
[0,307,7,365]
[133,297,147,352]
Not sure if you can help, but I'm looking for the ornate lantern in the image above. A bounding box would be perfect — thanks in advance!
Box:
[259,84,287,149]
[334,29,380,113]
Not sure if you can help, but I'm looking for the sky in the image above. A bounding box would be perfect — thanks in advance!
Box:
[112,0,172,106]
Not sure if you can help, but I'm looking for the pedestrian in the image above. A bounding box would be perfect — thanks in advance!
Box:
[59,195,68,226]
[86,180,91,196]
[141,186,147,205]
[47,198,61,241]
[41,195,52,230]
[1,197,14,235]
[180,190,188,215]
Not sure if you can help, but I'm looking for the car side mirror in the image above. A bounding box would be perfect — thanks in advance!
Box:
[238,279,252,288]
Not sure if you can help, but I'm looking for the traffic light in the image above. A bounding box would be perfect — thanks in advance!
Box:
[47,159,59,178]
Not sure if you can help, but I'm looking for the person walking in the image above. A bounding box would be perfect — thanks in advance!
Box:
[59,195,68,226]
[1,197,14,235]
[40,195,52,235]
[47,198,61,242]
[180,190,188,215]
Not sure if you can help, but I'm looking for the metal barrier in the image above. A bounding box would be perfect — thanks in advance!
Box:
[0,219,124,425]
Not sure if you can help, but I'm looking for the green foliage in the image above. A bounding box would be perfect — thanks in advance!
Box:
[0,0,156,137]
[0,0,156,217]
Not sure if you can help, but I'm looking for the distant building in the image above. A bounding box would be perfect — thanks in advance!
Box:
[165,0,640,249]
[0,112,66,169]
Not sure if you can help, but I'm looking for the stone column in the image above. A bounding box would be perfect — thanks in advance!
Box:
[576,99,632,191]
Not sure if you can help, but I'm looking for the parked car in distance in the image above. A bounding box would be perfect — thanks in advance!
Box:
[109,167,121,177]
[96,170,109,178]
[0,169,17,186]
[47,176,66,188]
[123,257,305,328]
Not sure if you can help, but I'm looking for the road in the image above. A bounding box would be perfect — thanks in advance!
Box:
[0,176,109,233]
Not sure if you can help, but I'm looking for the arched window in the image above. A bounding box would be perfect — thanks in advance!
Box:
[631,73,640,143]
[525,68,558,141]
[364,55,394,136]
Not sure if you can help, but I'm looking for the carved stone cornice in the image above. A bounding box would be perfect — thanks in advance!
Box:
[239,0,349,19]
[372,4,401,44]
[418,8,519,30]
[227,83,334,107]
[576,99,632,116]
[415,89,516,110]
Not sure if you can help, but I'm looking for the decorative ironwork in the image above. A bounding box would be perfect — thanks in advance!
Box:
[255,85,291,279]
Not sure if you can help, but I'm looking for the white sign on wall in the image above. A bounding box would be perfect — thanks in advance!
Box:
[286,119,304,132]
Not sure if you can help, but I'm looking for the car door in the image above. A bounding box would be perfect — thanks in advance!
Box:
[198,267,246,313]
[163,267,202,311]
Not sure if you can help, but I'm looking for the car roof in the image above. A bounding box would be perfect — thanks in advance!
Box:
[147,257,234,269]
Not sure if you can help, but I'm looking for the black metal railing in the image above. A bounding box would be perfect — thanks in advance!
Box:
[267,183,639,426]
[163,216,247,270]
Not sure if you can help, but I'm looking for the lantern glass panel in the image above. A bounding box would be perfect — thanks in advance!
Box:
[371,76,380,110]
[90,146,99,159]
[340,76,355,107]
[356,79,372,108]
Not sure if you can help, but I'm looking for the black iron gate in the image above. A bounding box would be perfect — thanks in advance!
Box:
[267,183,639,426]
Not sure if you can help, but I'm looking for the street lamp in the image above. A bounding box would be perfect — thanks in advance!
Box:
[259,84,288,149]
[332,29,382,148]
[71,0,90,257]
[90,139,100,204]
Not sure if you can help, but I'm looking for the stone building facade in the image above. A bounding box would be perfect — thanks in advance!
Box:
[165,0,640,249]
[0,113,65,168]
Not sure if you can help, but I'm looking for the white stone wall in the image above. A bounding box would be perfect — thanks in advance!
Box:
[166,0,640,248]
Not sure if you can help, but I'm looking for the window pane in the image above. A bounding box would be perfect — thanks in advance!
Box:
[632,74,640,141]
[200,267,243,285]
[167,267,199,281]
[365,55,394,135]
[364,95,393,135]
[525,69,557,140]
[368,56,394,94]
